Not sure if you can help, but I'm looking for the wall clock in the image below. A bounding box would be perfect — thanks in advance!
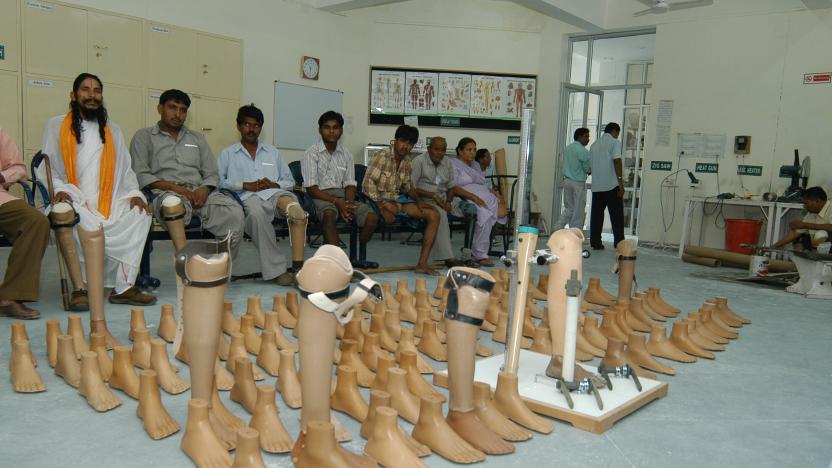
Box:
[301,56,319,80]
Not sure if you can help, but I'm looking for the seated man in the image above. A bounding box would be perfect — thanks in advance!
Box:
[41,73,155,307]
[363,124,440,275]
[218,104,307,286]
[771,186,831,250]
[410,136,470,267]
[0,128,49,319]
[130,89,245,258]
[302,111,378,269]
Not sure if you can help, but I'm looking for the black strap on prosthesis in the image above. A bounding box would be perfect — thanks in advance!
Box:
[162,212,185,222]
[174,235,232,288]
[445,269,494,326]
[49,211,80,229]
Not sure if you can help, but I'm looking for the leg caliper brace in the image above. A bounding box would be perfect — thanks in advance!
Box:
[174,233,233,288]
[444,268,495,326]
[296,271,382,325]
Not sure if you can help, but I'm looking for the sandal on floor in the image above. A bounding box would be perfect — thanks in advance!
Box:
[0,301,40,320]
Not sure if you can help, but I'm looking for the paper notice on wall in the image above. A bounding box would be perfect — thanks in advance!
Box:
[677,133,726,159]
[656,99,673,146]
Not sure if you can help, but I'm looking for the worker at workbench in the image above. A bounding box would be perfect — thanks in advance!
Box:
[770,186,831,250]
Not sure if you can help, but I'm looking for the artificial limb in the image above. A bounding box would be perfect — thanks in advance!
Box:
[78,224,122,348]
[292,244,382,468]
[177,235,235,466]
[49,202,87,310]
[443,267,514,455]
[277,196,308,271]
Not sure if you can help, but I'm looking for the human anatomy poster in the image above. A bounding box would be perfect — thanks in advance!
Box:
[438,73,471,116]
[371,70,405,114]
[404,72,439,114]
[502,77,536,118]
[470,75,504,117]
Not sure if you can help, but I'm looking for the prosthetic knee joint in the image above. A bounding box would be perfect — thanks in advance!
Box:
[283,199,309,249]
[445,268,495,327]
[49,202,84,291]
[162,196,187,252]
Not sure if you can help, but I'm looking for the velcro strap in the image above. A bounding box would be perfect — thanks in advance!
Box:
[174,234,232,287]
[163,213,185,222]
[618,255,637,261]
[447,269,495,293]
[49,212,80,229]
[298,285,349,301]
[444,295,484,326]
[295,271,381,325]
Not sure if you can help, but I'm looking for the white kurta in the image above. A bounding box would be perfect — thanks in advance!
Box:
[39,116,152,293]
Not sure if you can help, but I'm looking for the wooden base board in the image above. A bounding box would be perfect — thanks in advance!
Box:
[432,350,669,434]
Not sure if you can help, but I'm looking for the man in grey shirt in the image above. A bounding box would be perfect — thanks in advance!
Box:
[588,122,624,249]
[130,89,245,257]
[410,137,463,266]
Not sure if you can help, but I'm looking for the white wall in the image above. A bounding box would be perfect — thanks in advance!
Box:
[52,0,576,222]
[605,2,832,246]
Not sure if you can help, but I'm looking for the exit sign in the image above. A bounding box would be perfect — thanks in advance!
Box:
[650,161,672,171]
[440,117,460,127]
[737,165,763,176]
[695,162,718,173]
[507,136,520,145]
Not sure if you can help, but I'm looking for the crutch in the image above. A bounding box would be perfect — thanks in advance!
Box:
[37,151,72,311]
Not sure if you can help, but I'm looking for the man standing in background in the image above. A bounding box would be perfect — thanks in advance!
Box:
[555,127,591,232]
[588,122,624,249]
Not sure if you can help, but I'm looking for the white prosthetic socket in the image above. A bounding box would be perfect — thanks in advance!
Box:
[49,202,85,291]
[161,196,187,252]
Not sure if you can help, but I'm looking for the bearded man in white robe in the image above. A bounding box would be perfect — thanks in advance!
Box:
[39,73,155,308]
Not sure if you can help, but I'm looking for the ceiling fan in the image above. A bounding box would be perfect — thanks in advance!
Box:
[633,0,714,17]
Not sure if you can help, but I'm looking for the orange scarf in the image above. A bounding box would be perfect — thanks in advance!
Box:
[59,113,115,219]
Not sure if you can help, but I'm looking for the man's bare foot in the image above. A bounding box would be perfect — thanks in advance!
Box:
[414,264,439,276]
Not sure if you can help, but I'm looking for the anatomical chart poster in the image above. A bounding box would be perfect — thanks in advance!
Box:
[404,71,439,114]
[502,77,536,118]
[470,75,504,118]
[438,73,471,116]
[371,70,405,114]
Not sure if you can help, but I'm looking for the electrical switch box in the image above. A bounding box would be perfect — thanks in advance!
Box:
[734,135,751,154]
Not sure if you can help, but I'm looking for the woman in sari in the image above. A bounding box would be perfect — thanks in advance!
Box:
[451,138,507,266]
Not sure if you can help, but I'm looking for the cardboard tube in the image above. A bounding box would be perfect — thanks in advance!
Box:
[683,245,795,272]
[681,254,721,267]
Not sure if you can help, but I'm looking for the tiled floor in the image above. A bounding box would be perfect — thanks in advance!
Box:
[1,234,830,467]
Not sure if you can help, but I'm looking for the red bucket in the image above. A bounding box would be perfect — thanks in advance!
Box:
[724,219,763,254]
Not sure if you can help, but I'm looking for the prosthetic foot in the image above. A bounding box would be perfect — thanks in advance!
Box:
[150,338,189,394]
[360,332,385,371]
[529,326,553,354]
[110,345,140,398]
[249,385,293,454]
[371,354,395,392]
[372,312,398,352]
[331,365,370,422]
[635,291,666,321]
[79,351,121,411]
[55,335,81,388]
[11,340,45,393]
[131,327,152,369]
[244,296,266,330]
[412,395,486,464]
[584,277,616,306]
[494,372,553,433]
[700,306,739,340]
[277,349,302,408]
[417,321,447,361]
[210,384,247,447]
[216,359,235,391]
[645,324,696,363]
[473,382,532,442]
[581,316,608,351]
[384,307,403,341]
[263,311,297,351]
[670,322,715,359]
[292,421,353,468]
[46,319,62,368]
[222,301,240,335]
[690,311,729,344]
[686,316,727,350]
[628,298,655,329]
[78,224,122,349]
[240,314,262,355]
[273,295,297,329]
[230,357,259,413]
[545,356,607,389]
[645,288,678,318]
[344,314,365,349]
[648,287,680,315]
[386,367,421,424]
[400,350,444,401]
[85,335,111,378]
[129,307,146,342]
[340,338,376,387]
[181,399,233,468]
[365,407,428,468]
[712,296,750,325]
[625,334,675,375]
[255,330,281,376]
[158,304,177,343]
[137,369,180,440]
[231,428,266,468]
[67,314,89,358]
[50,202,86,305]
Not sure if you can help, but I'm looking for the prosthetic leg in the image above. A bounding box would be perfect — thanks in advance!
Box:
[616,240,637,301]
[278,196,308,273]
[444,267,514,455]
[49,202,87,311]
[494,226,554,434]
[292,245,381,468]
[78,224,121,348]
[161,196,188,355]
[178,236,234,466]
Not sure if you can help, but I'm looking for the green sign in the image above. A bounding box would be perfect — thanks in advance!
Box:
[440,117,460,127]
[695,162,719,173]
[507,136,521,145]
[650,161,673,171]
[737,165,763,176]
[0,45,5,61]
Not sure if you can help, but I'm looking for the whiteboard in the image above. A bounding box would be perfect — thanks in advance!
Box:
[274,81,343,151]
